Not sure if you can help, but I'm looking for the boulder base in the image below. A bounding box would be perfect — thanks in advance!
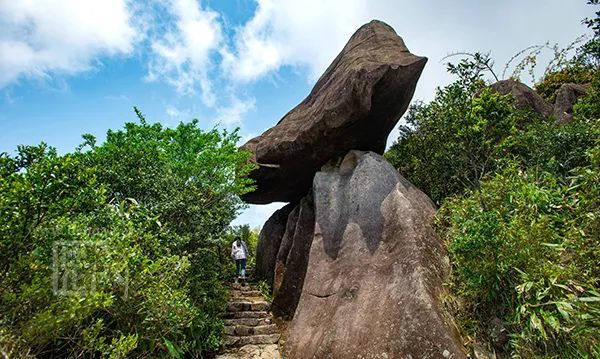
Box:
[284,151,466,359]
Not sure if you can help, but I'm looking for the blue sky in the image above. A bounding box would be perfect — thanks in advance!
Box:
[0,0,594,228]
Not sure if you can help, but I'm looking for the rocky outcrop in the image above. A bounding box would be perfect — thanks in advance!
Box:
[255,203,295,285]
[554,83,589,123]
[271,194,315,319]
[284,151,465,359]
[489,79,553,117]
[243,20,466,358]
[240,20,427,204]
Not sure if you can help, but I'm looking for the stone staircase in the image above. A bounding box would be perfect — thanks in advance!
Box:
[217,283,281,358]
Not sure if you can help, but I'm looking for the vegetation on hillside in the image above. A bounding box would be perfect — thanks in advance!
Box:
[386,3,600,356]
[0,110,255,357]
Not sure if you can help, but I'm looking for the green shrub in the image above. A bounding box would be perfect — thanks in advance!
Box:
[437,152,600,356]
[0,111,255,357]
[390,30,600,356]
[385,82,521,204]
[574,69,600,123]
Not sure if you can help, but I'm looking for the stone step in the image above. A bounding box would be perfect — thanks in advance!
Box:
[227,301,270,312]
[223,311,269,319]
[223,334,280,347]
[223,317,272,327]
[230,290,262,297]
[230,283,257,291]
[230,295,265,302]
[223,324,279,336]
[216,344,280,359]
[231,297,264,304]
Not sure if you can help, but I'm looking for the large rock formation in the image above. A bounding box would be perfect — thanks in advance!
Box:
[241,20,427,204]
[554,83,589,123]
[243,20,466,358]
[283,151,465,359]
[489,79,553,117]
[255,203,295,286]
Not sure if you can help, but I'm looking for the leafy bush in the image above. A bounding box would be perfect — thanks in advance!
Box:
[0,111,255,357]
[574,68,600,122]
[428,28,600,355]
[502,115,599,178]
[437,150,599,357]
[385,78,522,204]
[387,15,600,354]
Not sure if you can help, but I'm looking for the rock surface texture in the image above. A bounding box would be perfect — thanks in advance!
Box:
[554,83,589,123]
[255,203,295,286]
[489,79,553,117]
[284,151,466,359]
[240,20,427,204]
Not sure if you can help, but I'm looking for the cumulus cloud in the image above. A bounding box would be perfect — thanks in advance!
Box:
[223,0,370,82]
[222,0,590,101]
[147,0,222,107]
[0,0,138,87]
[213,96,256,127]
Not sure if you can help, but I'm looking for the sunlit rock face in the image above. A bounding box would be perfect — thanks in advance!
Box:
[284,151,466,359]
[240,20,427,204]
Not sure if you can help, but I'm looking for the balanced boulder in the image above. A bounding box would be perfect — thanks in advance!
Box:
[240,20,427,204]
[284,151,466,358]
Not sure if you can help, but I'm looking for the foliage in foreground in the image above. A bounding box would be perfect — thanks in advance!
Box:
[386,8,600,355]
[0,111,255,358]
[437,154,600,357]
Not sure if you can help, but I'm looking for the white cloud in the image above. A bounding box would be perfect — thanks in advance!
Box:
[0,0,138,87]
[214,96,256,127]
[165,104,184,119]
[226,0,591,229]
[224,0,591,99]
[224,0,370,82]
[147,0,222,107]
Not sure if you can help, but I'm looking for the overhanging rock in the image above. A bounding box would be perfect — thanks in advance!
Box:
[240,20,427,204]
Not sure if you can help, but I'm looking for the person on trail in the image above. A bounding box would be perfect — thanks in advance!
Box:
[231,236,249,282]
